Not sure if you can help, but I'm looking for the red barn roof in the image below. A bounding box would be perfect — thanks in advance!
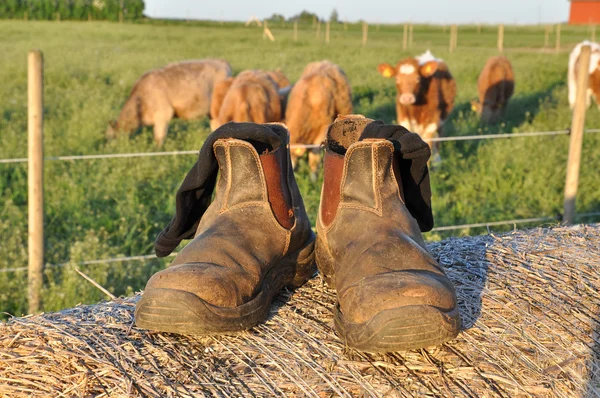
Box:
[569,0,600,24]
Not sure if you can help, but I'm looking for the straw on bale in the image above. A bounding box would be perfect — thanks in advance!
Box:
[1,224,599,397]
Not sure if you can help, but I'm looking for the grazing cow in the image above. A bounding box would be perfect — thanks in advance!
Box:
[106,59,232,146]
[568,40,600,109]
[209,69,289,131]
[471,56,515,124]
[377,50,456,160]
[285,61,353,178]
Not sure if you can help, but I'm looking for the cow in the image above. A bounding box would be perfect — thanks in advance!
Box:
[471,56,515,124]
[209,69,290,131]
[568,40,600,109]
[105,59,232,146]
[284,61,353,179]
[377,50,456,162]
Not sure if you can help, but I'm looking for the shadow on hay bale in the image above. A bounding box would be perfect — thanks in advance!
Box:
[1,224,599,397]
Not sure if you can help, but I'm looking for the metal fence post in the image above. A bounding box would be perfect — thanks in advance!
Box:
[563,45,591,224]
[28,50,44,314]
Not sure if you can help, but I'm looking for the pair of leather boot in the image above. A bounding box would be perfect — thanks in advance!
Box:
[135,116,460,352]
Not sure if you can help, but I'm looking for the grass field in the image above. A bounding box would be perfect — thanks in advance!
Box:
[1,20,599,317]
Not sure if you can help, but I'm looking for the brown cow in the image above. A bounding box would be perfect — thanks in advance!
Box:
[285,61,353,178]
[377,50,456,160]
[106,59,232,146]
[568,40,600,109]
[209,69,289,131]
[471,56,515,124]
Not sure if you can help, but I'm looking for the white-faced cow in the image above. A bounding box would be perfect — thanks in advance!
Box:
[568,40,600,109]
[106,59,232,146]
[377,50,456,160]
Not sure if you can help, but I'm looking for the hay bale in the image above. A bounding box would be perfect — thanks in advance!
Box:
[1,225,599,397]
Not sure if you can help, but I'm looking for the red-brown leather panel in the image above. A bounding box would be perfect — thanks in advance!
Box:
[321,149,345,227]
[260,148,294,229]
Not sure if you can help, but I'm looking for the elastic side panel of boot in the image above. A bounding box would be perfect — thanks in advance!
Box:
[341,145,377,210]
[221,144,266,208]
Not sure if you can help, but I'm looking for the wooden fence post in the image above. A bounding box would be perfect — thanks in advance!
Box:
[56,12,60,22]
[409,23,413,48]
[362,22,368,46]
[293,21,298,41]
[24,11,28,21]
[119,11,123,23]
[544,25,550,48]
[28,50,44,314]
[563,45,591,224]
[316,21,321,40]
[325,21,330,43]
[403,23,408,50]
[88,12,92,21]
[263,21,275,42]
[555,24,561,53]
[498,24,504,53]
[449,25,457,52]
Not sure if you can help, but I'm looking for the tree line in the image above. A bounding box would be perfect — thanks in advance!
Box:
[0,0,145,21]
[268,9,341,24]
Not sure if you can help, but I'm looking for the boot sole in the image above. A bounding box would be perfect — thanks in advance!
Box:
[334,304,461,353]
[134,233,316,335]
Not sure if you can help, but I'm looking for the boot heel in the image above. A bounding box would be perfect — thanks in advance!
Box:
[285,231,317,288]
[315,234,335,287]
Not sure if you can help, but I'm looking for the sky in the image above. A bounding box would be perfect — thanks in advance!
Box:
[144,0,570,25]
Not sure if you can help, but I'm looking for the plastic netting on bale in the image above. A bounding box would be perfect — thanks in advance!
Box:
[1,224,599,397]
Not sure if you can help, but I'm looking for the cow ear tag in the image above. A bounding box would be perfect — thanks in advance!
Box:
[383,67,393,77]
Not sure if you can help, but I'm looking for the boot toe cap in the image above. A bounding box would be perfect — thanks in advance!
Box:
[145,263,251,308]
[338,271,457,324]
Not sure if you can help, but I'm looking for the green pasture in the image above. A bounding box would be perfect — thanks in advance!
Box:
[1,20,598,316]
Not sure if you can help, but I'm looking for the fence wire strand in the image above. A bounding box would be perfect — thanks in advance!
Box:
[1,128,599,274]
[3,128,599,164]
[0,253,177,274]
[2,213,600,275]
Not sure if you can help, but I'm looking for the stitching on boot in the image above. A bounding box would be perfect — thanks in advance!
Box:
[213,141,232,211]
[371,144,383,216]
[283,230,291,256]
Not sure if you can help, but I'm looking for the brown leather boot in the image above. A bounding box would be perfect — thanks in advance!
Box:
[316,115,460,352]
[135,122,316,335]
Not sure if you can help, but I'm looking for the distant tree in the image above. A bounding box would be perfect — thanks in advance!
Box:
[0,0,144,20]
[288,10,321,24]
[267,13,285,23]
[329,8,339,23]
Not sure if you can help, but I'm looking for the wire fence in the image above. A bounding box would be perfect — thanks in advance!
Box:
[2,212,600,275]
[1,129,600,165]
[1,127,599,275]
